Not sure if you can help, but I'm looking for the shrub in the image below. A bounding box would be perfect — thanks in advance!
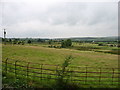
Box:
[55,55,73,89]
[61,39,72,48]
[98,43,104,46]
[27,40,32,44]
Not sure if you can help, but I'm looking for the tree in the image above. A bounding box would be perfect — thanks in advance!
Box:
[48,39,52,44]
[37,39,45,43]
[21,41,25,45]
[27,40,32,44]
[66,39,72,47]
[37,39,42,42]
[17,41,21,44]
[61,39,72,48]
[61,41,66,48]
[13,39,18,44]
[8,39,12,44]
[9,39,12,42]
[2,38,4,42]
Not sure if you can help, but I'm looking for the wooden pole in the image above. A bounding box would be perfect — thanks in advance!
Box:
[4,29,6,45]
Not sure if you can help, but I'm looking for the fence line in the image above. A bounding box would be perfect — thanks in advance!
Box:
[2,58,120,87]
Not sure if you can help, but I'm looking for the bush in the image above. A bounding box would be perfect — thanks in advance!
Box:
[55,55,73,89]
[27,40,32,44]
[98,43,104,46]
[61,39,72,48]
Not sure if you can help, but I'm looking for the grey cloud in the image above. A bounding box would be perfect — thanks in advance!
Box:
[86,3,117,26]
[46,2,87,25]
[1,1,118,38]
[3,2,117,26]
[42,2,117,26]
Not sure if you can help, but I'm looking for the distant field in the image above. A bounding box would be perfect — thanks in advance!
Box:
[29,42,119,55]
[2,44,118,68]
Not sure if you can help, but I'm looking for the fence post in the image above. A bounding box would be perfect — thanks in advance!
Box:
[85,66,88,84]
[56,65,59,80]
[26,62,30,87]
[5,58,8,74]
[99,68,101,85]
[15,60,18,78]
[70,71,73,84]
[112,68,114,85]
[117,67,120,88]
[41,64,43,80]
[27,62,30,78]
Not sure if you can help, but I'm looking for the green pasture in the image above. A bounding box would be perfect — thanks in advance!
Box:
[2,44,119,88]
[2,44,118,68]
[29,42,119,55]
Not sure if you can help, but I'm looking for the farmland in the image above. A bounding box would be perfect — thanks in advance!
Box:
[2,44,118,68]
[1,0,119,89]
[2,39,119,89]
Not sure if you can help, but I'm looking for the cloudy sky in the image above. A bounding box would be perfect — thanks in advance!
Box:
[0,0,118,38]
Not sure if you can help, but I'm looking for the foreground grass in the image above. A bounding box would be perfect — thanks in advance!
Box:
[2,61,119,88]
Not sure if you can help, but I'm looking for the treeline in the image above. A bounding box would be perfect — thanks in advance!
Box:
[1,37,119,47]
[2,38,50,45]
[2,38,73,48]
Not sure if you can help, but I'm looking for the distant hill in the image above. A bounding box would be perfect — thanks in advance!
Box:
[1,36,119,42]
[71,36,118,42]
[54,36,119,42]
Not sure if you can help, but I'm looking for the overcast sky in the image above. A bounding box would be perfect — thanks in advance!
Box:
[0,0,118,38]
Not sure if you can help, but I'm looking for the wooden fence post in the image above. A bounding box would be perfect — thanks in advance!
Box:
[41,64,43,80]
[119,68,120,88]
[15,60,18,78]
[5,58,8,74]
[85,66,88,84]
[99,68,102,85]
[26,62,30,87]
[70,71,73,84]
[56,65,59,79]
[112,68,114,85]
[27,62,30,78]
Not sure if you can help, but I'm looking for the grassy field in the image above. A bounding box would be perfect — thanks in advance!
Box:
[2,44,118,68]
[2,44,119,88]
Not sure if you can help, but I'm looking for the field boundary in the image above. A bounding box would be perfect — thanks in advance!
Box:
[2,58,120,88]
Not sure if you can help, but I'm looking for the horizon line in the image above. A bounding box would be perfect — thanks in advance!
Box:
[0,35,119,39]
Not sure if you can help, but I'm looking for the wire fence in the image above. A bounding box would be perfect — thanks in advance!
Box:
[2,58,120,88]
